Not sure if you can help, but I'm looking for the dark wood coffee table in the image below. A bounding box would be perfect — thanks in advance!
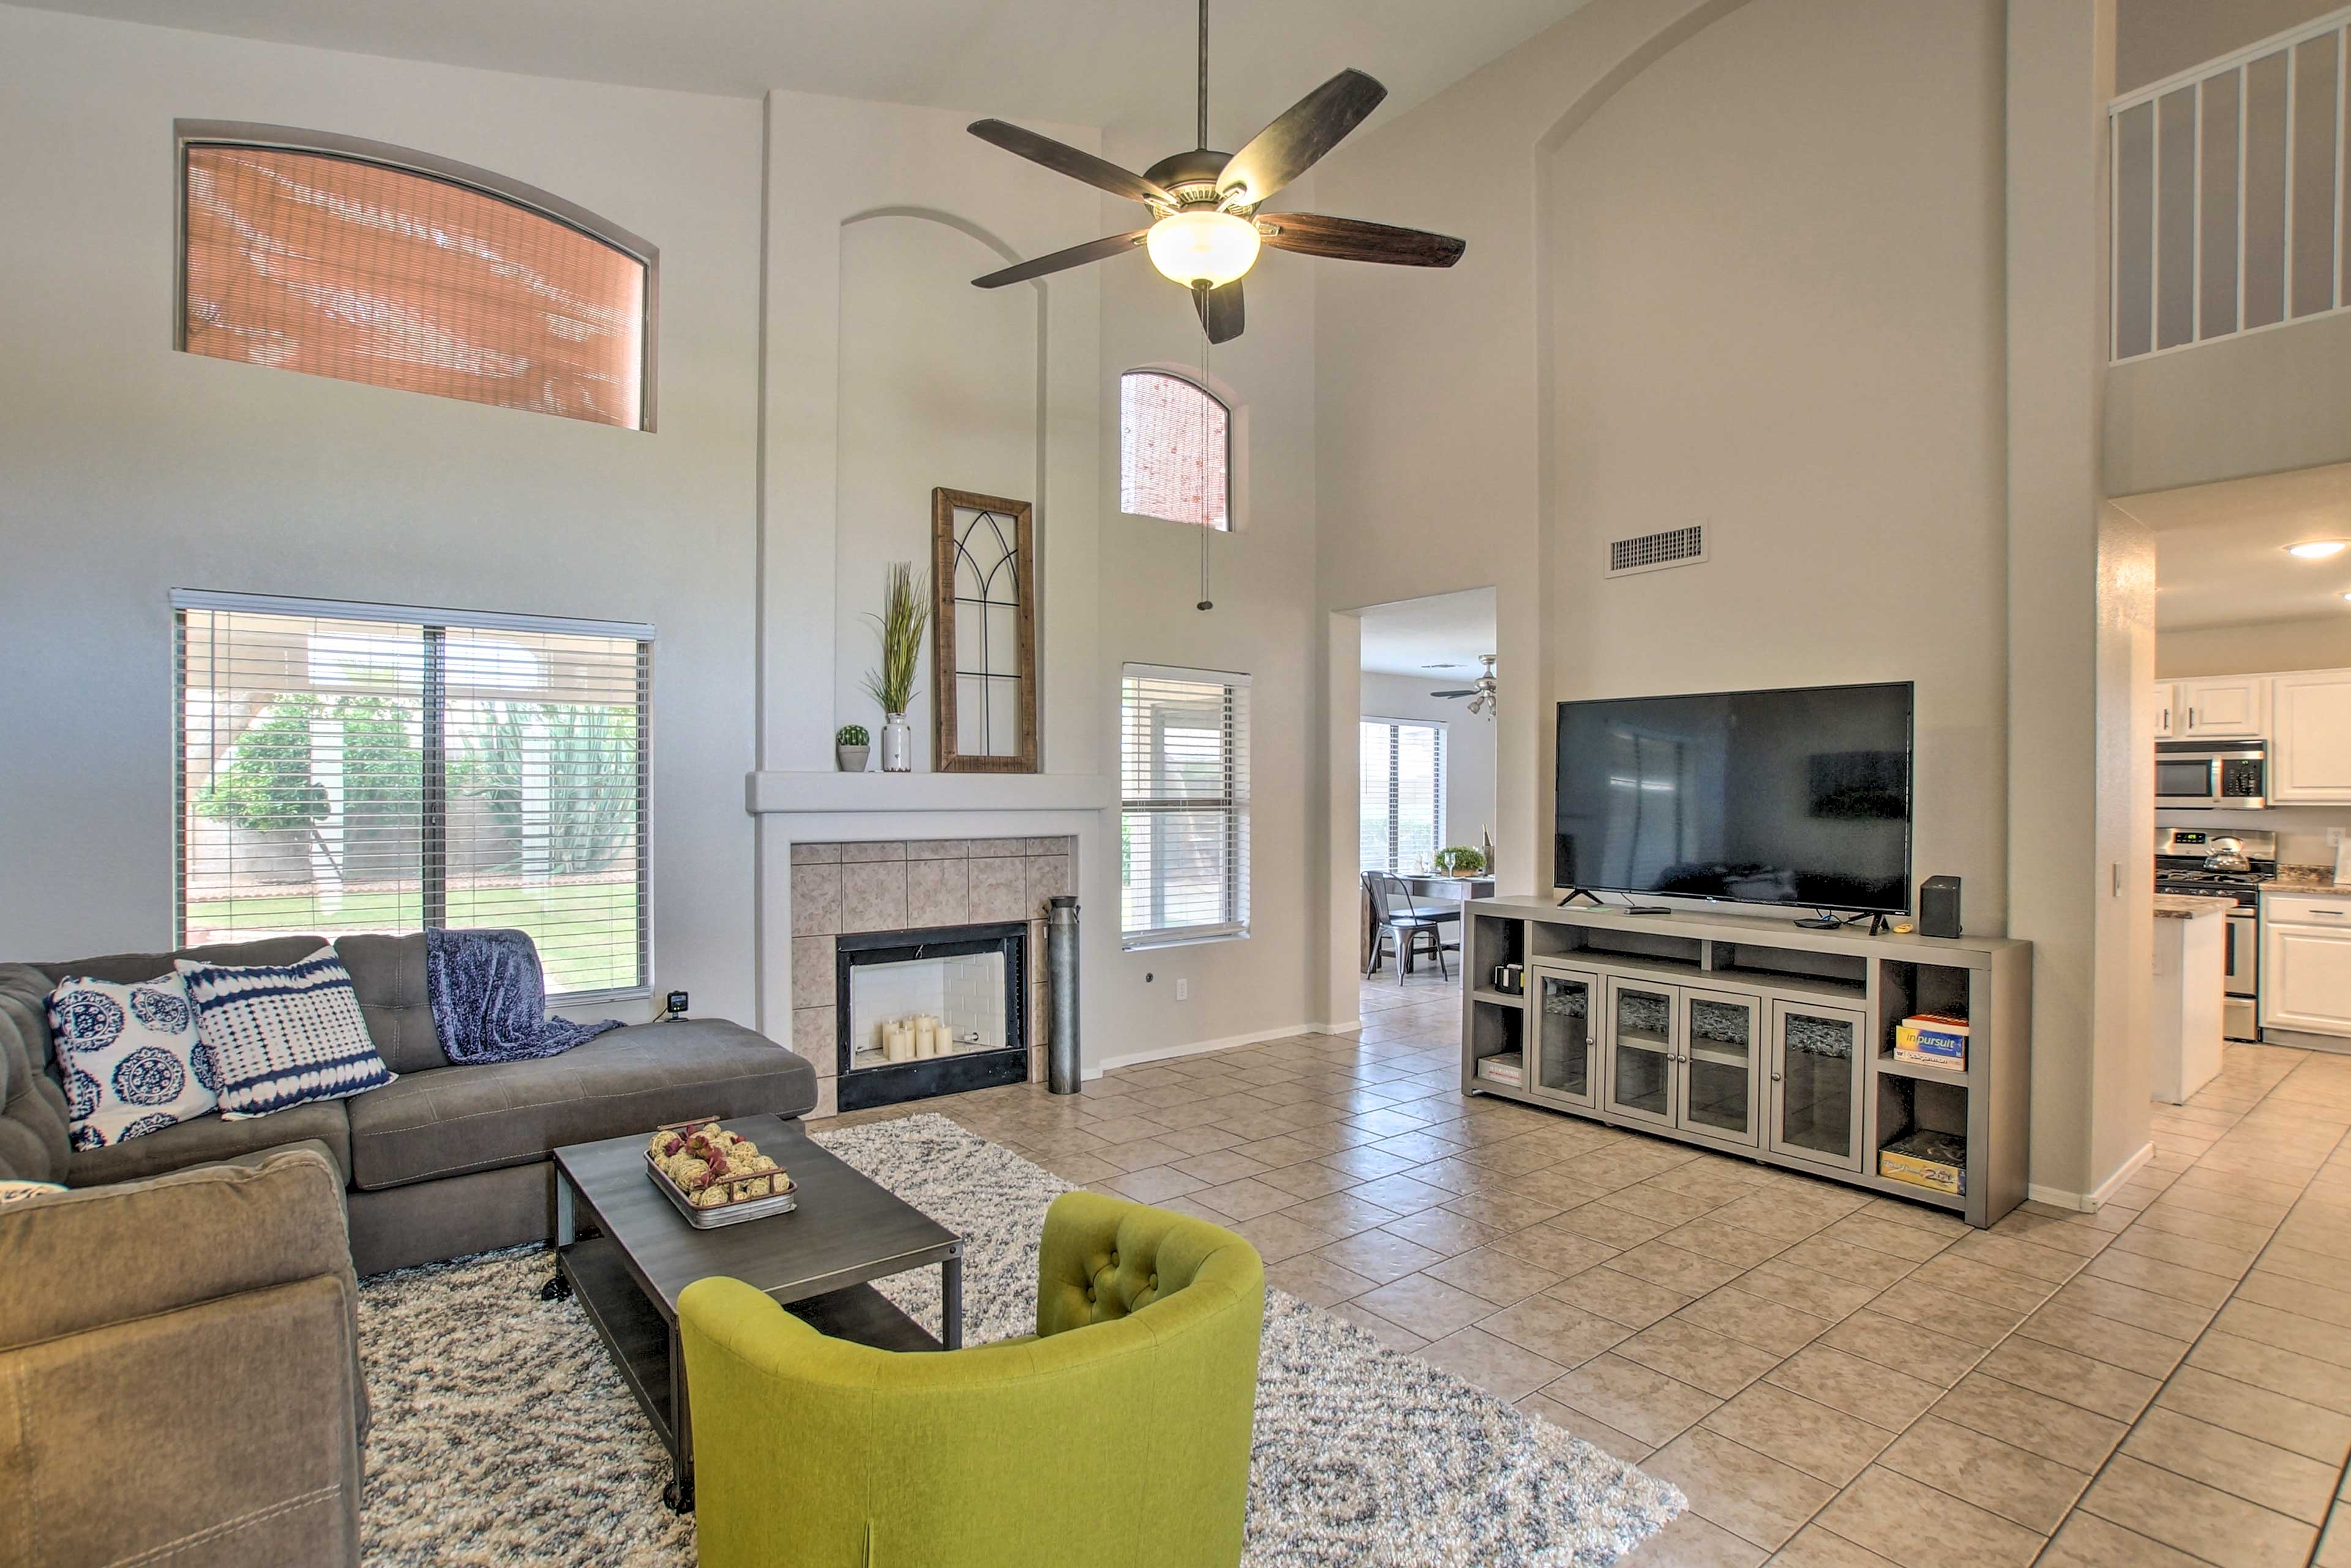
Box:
[545,1114,962,1512]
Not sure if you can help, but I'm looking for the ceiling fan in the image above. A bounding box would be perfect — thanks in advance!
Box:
[964,0,1466,343]
[1431,655,1498,717]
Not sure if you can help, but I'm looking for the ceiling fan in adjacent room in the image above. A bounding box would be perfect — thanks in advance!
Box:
[962,0,1466,343]
[1431,655,1498,718]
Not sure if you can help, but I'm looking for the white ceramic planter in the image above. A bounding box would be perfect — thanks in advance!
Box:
[836,744,869,772]
[879,713,914,772]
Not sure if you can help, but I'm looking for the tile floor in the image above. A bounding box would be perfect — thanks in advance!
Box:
[819,968,2351,1567]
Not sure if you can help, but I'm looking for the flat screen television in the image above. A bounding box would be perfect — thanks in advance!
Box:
[1553,681,1914,916]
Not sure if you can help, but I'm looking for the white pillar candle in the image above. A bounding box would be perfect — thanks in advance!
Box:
[885,1026,913,1063]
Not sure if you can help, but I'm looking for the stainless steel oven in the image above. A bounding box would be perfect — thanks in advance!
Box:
[2156,828,2273,1043]
[2156,740,2268,809]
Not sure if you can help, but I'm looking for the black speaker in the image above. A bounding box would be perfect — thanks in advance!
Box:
[1919,876,1962,939]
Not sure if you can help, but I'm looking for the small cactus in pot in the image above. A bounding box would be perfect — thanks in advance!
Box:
[836,724,871,773]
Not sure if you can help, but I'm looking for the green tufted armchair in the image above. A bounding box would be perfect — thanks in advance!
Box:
[678,1190,1265,1568]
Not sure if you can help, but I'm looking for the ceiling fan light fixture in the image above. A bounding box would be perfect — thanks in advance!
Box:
[2289,541,2349,558]
[1147,209,1261,288]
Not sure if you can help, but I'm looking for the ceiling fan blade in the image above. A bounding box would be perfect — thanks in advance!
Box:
[973,230,1150,288]
[1429,689,1477,698]
[968,120,1175,207]
[1217,69,1388,207]
[1193,279,1245,344]
[1259,212,1465,268]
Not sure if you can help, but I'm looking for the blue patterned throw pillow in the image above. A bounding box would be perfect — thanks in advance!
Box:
[176,947,396,1119]
[47,972,219,1150]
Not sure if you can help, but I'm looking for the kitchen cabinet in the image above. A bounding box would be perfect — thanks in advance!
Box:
[2271,669,2351,803]
[2151,681,2178,740]
[1766,1000,1867,1171]
[2263,892,2351,1037]
[2177,676,2270,739]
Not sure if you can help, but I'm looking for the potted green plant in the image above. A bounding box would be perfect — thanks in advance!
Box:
[1433,845,1488,877]
[835,724,870,773]
[863,561,929,772]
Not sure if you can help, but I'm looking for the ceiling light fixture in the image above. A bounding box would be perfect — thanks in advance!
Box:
[2289,541,2349,558]
[1146,208,1261,289]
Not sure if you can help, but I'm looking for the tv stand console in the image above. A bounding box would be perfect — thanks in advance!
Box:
[1462,898,2030,1228]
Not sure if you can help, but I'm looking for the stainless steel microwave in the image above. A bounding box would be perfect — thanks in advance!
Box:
[2155,739,2268,809]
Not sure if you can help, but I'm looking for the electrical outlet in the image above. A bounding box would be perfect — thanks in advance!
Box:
[1176,978,1190,1001]
[2331,828,2345,849]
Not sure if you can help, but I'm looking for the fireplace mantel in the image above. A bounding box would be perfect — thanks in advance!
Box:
[744,771,1114,816]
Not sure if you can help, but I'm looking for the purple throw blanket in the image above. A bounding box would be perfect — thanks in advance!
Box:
[424,928,623,1065]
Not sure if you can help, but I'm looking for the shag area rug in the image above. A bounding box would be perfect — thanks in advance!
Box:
[357,1114,1682,1567]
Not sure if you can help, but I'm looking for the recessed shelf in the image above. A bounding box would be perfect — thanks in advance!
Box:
[1873,1051,1970,1084]
[1471,989,1525,1009]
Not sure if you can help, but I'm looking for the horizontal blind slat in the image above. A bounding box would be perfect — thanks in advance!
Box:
[1119,664,1249,945]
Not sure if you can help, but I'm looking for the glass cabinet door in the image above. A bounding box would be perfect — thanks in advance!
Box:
[1768,1001,1865,1170]
[1532,966,1598,1109]
[1604,978,1678,1128]
[1678,988,1760,1146]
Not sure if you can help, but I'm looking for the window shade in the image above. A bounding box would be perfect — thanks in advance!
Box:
[181,140,650,429]
[1119,370,1231,530]
[176,595,651,1000]
[1360,718,1445,874]
[1120,665,1250,947]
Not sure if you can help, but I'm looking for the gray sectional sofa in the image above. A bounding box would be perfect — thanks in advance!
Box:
[0,932,817,1565]
[0,932,819,1273]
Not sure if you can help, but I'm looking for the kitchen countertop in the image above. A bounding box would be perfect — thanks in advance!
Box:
[2154,895,2229,919]
[2267,865,2347,890]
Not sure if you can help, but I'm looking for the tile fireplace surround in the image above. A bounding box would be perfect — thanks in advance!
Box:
[789,838,1070,1116]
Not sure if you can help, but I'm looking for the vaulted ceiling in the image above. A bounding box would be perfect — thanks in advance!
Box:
[20,0,1593,148]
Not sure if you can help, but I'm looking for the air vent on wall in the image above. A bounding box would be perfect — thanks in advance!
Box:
[1605,524,1708,578]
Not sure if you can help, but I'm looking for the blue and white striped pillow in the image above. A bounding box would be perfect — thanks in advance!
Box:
[176,946,395,1118]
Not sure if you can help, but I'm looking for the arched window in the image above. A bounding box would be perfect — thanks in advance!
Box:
[1119,370,1231,530]
[176,123,656,430]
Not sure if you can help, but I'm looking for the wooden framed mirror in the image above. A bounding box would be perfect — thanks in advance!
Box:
[931,487,1038,773]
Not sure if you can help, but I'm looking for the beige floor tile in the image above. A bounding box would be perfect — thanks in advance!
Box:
[2078,1454,2318,1568]
[2322,1508,2351,1568]
[1546,1265,1695,1329]
[2078,1244,2240,1307]
[1262,1249,1376,1305]
[1812,1466,2044,1568]
[1373,1206,1502,1258]
[1616,1317,1783,1398]
[1813,1310,1985,1388]
[2037,1510,2210,1567]
[2017,1299,2191,1380]
[1699,1383,1891,1486]
[1439,1189,1568,1232]
[1817,1212,1952,1262]
[1093,1136,1196,1172]
[1609,1239,1750,1296]
[1422,1243,1564,1306]
[1168,1147,1272,1186]
[1768,1523,1903,1567]
[2187,1331,2351,1416]
[2047,1273,2216,1343]
[1929,1368,2126,1471]
[2216,1297,2351,1368]
[1697,1279,1850,1350]
[1551,1199,1678,1249]
[1488,1221,1622,1277]
[1877,1416,2090,1533]
[2155,1365,2351,1465]
[1102,1164,1207,1202]
[1866,1277,2028,1348]
[2237,1265,2351,1329]
[1518,1391,1654,1463]
[2109,1223,2260,1279]
[1775,1234,1919,1291]
[1657,1217,1791,1269]
[1351,1271,1495,1340]
[1542,1352,1724,1447]
[1597,1180,1725,1228]
[1310,1227,1448,1284]
[2120,1406,2342,1525]
[1645,1427,1836,1550]
[1415,1324,1568,1402]
[1976,1336,2161,1422]
[1889,1252,2056,1315]
[1344,1171,1455,1214]
[1730,1258,1882,1322]
[1618,1512,1766,1568]
[1192,1176,1311,1221]
[1325,1299,1428,1353]
[1315,1143,1422,1181]
[1764,1345,1944,1432]
[1477,1293,1633,1367]
[1250,1160,1359,1201]
[1224,1210,1339,1264]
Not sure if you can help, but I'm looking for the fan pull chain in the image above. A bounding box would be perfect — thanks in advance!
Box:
[1197,304,1214,612]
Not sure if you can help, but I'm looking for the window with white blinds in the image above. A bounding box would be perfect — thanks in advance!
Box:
[1120,665,1250,948]
[1360,718,1445,874]
[1119,370,1231,530]
[174,591,651,1001]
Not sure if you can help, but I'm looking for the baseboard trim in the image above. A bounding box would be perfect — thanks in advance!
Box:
[2028,1140,2154,1213]
[1084,1022,1322,1079]
[1313,1019,1365,1036]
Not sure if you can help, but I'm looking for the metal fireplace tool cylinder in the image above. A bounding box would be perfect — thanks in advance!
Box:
[1047,895,1081,1093]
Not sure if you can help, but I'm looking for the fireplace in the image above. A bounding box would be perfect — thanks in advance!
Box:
[834,921,1029,1111]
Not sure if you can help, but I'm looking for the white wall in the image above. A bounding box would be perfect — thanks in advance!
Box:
[0,6,765,1022]
[2159,615,2351,676]
[1358,673,1499,855]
